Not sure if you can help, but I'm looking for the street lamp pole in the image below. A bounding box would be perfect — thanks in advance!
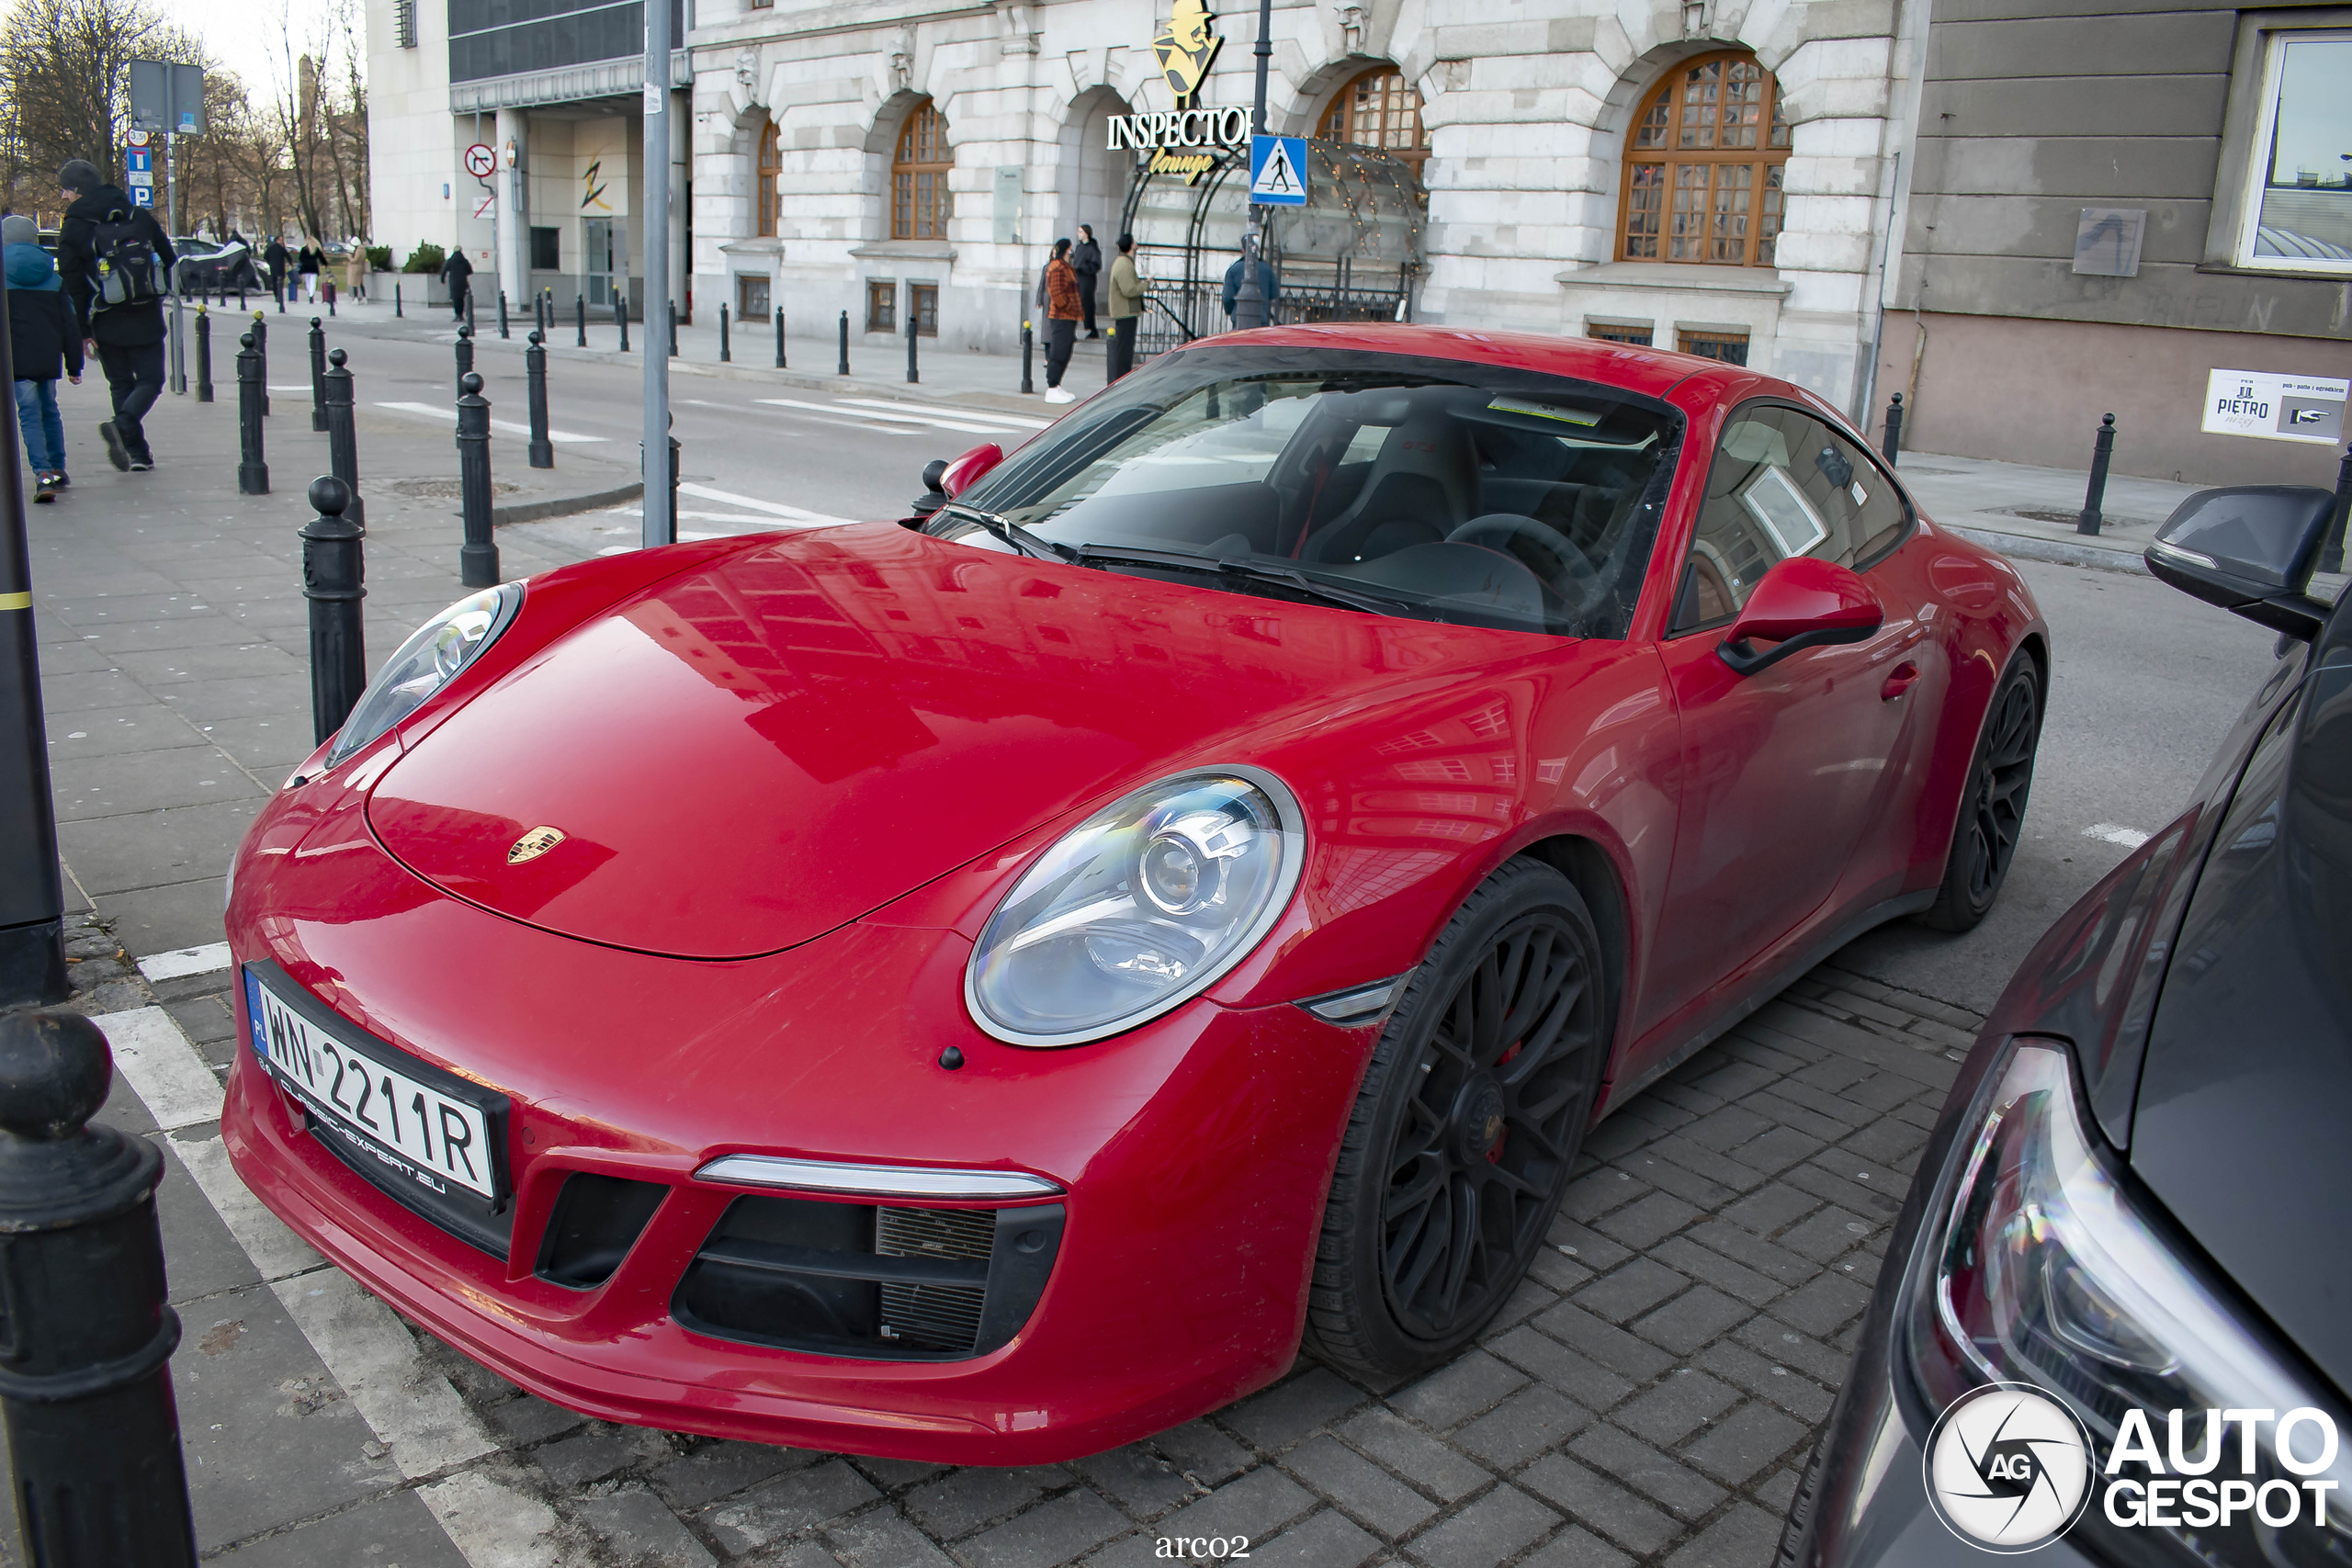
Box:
[1232,0,1273,330]
[640,0,675,547]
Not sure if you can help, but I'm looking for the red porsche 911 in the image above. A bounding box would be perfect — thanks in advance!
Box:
[222,324,2047,1464]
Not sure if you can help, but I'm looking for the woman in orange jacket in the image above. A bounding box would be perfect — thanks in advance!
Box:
[1040,239,1082,404]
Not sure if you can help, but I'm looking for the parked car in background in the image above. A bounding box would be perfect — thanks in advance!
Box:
[220,324,2052,1464]
[1781,485,2351,1565]
[175,237,263,297]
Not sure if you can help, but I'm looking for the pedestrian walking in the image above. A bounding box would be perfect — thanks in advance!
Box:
[440,246,473,322]
[1105,232,1145,384]
[263,234,290,300]
[6,213,84,502]
[296,240,322,303]
[343,243,368,301]
[55,158,174,473]
[1222,249,1279,323]
[1074,224,1102,340]
[1040,238,1081,404]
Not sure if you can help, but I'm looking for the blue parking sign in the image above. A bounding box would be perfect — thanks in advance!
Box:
[130,184,153,208]
[1250,135,1308,206]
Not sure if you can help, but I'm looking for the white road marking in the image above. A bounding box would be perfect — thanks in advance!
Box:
[174,1133,325,1281]
[835,396,1050,430]
[418,1472,566,1568]
[373,402,605,443]
[754,397,1016,436]
[266,383,314,392]
[2083,822,2151,848]
[677,481,855,526]
[138,941,232,982]
[272,1269,499,1479]
[97,1006,223,1129]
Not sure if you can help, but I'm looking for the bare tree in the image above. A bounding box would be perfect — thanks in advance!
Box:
[0,0,184,188]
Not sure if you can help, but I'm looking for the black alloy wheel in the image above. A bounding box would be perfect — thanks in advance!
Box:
[1922,655,2042,932]
[1306,858,1610,1379]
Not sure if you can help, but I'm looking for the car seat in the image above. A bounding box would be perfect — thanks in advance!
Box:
[1302,408,1480,564]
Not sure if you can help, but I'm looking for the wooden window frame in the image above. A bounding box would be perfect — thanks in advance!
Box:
[1617,50,1791,268]
[890,100,952,242]
[865,278,898,333]
[1316,65,1430,170]
[756,118,781,238]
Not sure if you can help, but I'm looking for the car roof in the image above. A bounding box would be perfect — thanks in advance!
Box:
[1186,321,1767,406]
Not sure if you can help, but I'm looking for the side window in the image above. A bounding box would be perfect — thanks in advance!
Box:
[1670,403,1905,632]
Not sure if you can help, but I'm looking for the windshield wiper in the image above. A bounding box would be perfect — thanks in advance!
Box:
[1069,544,1411,616]
[933,500,1076,562]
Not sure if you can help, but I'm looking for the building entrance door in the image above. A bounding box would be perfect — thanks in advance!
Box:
[583,219,618,306]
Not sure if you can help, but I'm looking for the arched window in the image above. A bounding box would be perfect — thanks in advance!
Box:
[756,118,781,237]
[1317,66,1430,169]
[1619,51,1791,267]
[891,99,951,241]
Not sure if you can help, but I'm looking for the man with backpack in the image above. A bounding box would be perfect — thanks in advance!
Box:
[56,159,175,472]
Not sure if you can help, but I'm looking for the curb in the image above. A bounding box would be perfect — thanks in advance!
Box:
[1945,525,2150,576]
[491,479,643,527]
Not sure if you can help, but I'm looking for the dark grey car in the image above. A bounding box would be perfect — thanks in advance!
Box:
[1781,485,2352,1567]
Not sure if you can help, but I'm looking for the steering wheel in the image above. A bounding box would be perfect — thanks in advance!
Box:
[1447,513,1602,603]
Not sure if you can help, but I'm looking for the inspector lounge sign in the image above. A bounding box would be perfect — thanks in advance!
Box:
[1103,0,1248,184]
[2201,368,2347,445]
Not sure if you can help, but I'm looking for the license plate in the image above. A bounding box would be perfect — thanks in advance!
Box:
[246,969,501,1201]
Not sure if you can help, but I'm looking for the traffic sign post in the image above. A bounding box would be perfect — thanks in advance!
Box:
[1249,135,1307,206]
[130,62,203,395]
[463,142,496,179]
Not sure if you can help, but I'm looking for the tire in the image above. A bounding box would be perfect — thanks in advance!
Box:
[1919,651,2042,933]
[1304,857,1611,1381]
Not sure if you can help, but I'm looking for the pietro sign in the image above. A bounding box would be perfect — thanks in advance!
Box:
[2200,367,2347,445]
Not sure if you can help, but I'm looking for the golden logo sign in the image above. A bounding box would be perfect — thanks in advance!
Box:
[1152,0,1224,109]
[507,826,567,864]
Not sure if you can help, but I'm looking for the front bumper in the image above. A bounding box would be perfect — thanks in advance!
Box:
[221,795,1374,1464]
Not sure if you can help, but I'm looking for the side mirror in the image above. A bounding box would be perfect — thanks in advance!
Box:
[940,442,1005,499]
[2145,486,2337,640]
[1718,557,1883,677]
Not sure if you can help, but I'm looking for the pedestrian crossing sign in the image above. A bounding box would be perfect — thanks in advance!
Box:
[1250,134,1308,206]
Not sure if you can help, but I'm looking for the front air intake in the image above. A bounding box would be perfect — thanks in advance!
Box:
[672,1195,1064,1360]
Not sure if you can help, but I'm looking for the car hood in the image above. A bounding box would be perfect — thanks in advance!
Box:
[2128,640,2352,1396]
[367,523,1534,959]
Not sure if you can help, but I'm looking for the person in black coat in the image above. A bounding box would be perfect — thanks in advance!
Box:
[1073,224,1102,339]
[54,159,175,471]
[440,247,474,322]
[6,212,83,498]
[263,235,290,299]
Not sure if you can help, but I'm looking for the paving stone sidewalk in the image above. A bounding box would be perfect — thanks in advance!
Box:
[28,918,1976,1568]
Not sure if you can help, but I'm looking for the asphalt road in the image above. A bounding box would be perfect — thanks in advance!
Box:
[320,322,2285,1015]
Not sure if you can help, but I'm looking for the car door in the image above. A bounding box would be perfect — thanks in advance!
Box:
[1634,400,1926,1045]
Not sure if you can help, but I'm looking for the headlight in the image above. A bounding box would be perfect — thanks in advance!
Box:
[965,767,1304,1046]
[1905,1039,2352,1563]
[323,583,521,768]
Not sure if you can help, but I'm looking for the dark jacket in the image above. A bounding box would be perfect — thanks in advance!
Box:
[57,186,175,347]
[1221,255,1279,318]
[297,245,322,275]
[263,239,289,276]
[6,243,83,381]
[441,250,473,289]
[1073,236,1101,278]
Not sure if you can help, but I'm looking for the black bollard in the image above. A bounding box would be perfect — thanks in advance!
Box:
[2076,413,2116,536]
[906,309,920,385]
[308,316,327,433]
[465,289,476,337]
[252,311,268,415]
[0,1010,201,1568]
[525,330,554,469]
[838,310,849,376]
[498,288,510,339]
[194,307,212,403]
[2319,444,2352,577]
[1882,391,1904,467]
[237,279,246,311]
[395,279,403,318]
[1020,321,1035,395]
[456,371,499,589]
[455,321,474,399]
[236,332,268,494]
[323,347,365,527]
[775,305,786,369]
[719,302,730,363]
[300,477,368,746]
[616,296,629,354]
[668,300,678,358]
[576,293,587,348]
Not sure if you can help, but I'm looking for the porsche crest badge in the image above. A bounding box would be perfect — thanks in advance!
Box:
[507,826,566,864]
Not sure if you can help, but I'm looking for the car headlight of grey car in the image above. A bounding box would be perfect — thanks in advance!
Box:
[324,583,523,768]
[965,766,1304,1047]
[1903,1037,2351,1563]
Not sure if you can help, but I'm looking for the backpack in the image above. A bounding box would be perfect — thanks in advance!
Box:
[90,209,162,310]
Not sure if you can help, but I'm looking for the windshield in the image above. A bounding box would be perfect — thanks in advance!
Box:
[935,345,1683,639]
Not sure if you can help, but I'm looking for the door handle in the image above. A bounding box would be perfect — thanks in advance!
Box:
[1881,661,1921,702]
